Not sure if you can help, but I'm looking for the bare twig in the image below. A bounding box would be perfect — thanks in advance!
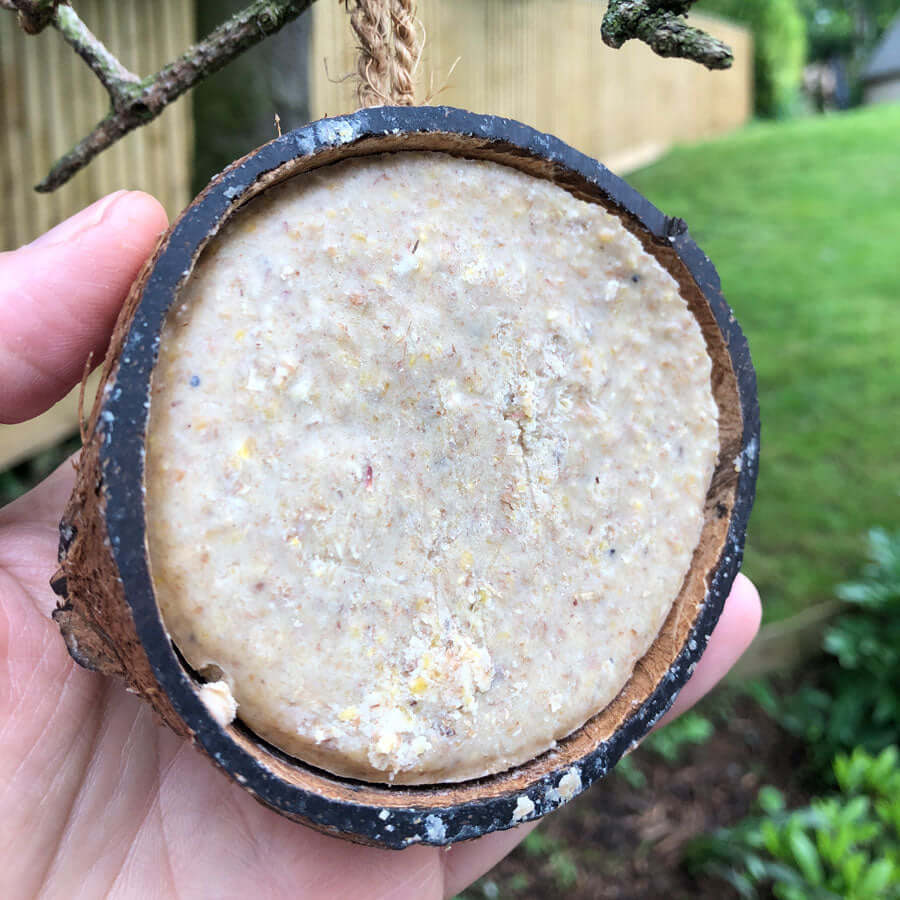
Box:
[602,0,733,70]
[54,4,140,103]
[2,0,317,191]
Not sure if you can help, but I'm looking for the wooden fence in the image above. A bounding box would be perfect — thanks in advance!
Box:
[309,0,752,173]
[0,0,193,470]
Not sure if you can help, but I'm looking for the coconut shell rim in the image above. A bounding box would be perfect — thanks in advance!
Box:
[89,105,759,848]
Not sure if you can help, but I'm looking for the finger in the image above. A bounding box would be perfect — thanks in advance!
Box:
[658,573,761,726]
[0,191,168,424]
[442,821,539,899]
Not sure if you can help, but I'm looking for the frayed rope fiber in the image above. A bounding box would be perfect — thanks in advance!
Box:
[347,0,420,107]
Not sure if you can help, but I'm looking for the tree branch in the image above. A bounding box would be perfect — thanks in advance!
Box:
[602,0,733,70]
[2,0,735,192]
[54,4,140,104]
[2,0,317,191]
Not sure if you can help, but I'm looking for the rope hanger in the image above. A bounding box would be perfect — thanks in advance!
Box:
[347,0,421,107]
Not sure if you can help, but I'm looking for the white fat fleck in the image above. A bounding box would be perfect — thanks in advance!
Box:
[289,374,313,401]
[198,680,237,728]
[424,814,447,843]
[316,119,358,145]
[246,371,266,392]
[512,795,535,822]
[293,132,315,156]
[736,435,759,473]
[557,766,582,801]
[394,252,421,276]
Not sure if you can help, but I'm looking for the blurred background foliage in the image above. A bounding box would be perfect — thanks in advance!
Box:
[192,0,312,191]
[700,0,900,114]
[700,0,808,116]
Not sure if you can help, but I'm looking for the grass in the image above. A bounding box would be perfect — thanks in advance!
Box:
[628,105,900,622]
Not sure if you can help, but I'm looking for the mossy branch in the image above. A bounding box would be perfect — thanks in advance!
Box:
[2,0,317,192]
[602,0,733,70]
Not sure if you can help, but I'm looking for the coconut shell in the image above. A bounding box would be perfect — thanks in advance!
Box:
[52,106,759,849]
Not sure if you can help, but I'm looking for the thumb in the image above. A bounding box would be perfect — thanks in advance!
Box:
[0,191,168,424]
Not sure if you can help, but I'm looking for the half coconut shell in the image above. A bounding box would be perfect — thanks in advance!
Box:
[52,106,759,849]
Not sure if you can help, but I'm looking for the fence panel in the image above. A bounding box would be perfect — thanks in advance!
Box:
[309,1,752,173]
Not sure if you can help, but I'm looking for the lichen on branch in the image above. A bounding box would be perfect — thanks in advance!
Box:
[602,0,733,70]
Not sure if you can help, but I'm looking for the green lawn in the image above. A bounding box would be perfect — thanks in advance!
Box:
[628,105,900,621]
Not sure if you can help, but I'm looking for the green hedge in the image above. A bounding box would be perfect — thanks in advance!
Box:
[700,0,808,116]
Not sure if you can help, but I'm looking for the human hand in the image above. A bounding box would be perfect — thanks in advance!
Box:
[0,194,761,899]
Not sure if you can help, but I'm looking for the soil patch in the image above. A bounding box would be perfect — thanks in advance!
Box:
[464,696,806,899]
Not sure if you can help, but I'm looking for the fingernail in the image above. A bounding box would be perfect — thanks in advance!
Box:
[27,191,130,249]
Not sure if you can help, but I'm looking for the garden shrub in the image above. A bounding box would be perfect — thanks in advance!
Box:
[685,746,900,899]
[781,529,900,772]
[643,710,714,762]
[699,0,808,116]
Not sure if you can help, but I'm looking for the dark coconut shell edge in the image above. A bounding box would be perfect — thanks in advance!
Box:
[52,105,759,849]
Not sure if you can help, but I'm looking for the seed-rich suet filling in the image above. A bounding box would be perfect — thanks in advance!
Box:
[146,152,719,784]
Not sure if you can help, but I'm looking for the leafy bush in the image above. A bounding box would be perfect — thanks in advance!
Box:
[798,1,900,67]
[521,829,579,891]
[699,0,808,116]
[782,529,900,771]
[644,710,714,762]
[686,746,900,899]
[611,710,715,789]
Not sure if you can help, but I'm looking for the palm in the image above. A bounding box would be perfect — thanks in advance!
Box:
[2,463,530,898]
[0,192,760,899]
